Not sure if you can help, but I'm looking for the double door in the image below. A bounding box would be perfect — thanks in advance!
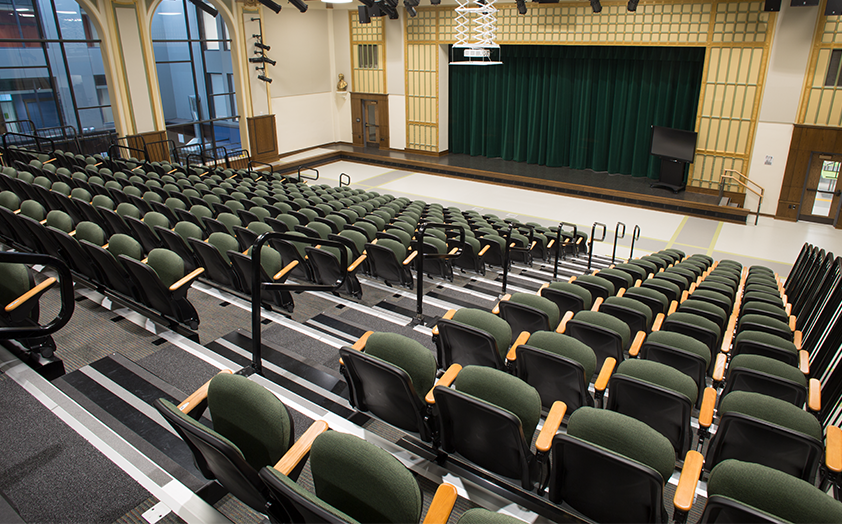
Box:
[798,153,842,224]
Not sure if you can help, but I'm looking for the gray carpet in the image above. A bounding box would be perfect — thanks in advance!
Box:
[0,374,150,523]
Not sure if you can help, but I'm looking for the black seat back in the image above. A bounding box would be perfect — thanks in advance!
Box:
[436,319,504,370]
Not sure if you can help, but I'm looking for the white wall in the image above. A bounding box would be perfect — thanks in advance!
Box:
[747,122,793,214]
[747,4,819,213]
[386,10,406,150]
[331,9,353,144]
[272,92,335,153]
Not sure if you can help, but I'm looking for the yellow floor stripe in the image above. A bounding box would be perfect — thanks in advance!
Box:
[369,172,414,190]
[665,216,688,249]
[706,221,724,256]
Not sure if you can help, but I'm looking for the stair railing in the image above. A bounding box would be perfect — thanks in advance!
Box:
[718,169,764,225]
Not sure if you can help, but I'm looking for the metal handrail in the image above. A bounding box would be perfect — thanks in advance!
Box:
[413,222,464,324]
[719,169,763,225]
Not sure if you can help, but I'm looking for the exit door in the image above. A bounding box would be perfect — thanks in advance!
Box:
[350,92,389,150]
[799,153,842,224]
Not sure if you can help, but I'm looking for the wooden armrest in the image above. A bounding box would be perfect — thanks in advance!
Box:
[689,281,697,293]
[491,294,511,315]
[535,401,567,453]
[478,244,490,256]
[786,302,792,316]
[43,157,56,164]
[352,331,374,351]
[556,310,574,333]
[827,426,842,474]
[648,272,654,280]
[547,239,555,249]
[13,209,20,214]
[616,288,625,297]
[422,483,458,524]
[593,269,600,275]
[169,267,204,291]
[347,254,367,272]
[668,301,678,315]
[371,238,378,244]
[509,242,516,248]
[628,331,646,357]
[167,168,178,174]
[448,247,459,256]
[789,315,796,332]
[273,260,299,280]
[651,313,664,332]
[425,364,462,405]
[808,378,821,412]
[721,316,736,353]
[141,257,149,264]
[93,161,103,167]
[274,420,330,475]
[634,279,642,287]
[699,387,716,428]
[591,296,604,312]
[658,267,664,272]
[68,229,76,237]
[530,240,537,250]
[680,290,689,303]
[40,218,47,224]
[538,282,549,293]
[713,352,727,382]
[794,330,802,350]
[507,331,531,362]
[402,250,418,265]
[178,369,233,412]
[799,349,809,375]
[594,357,616,392]
[4,277,56,312]
[674,450,704,513]
[568,275,577,283]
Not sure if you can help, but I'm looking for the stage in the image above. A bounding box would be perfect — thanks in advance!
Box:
[270,144,752,224]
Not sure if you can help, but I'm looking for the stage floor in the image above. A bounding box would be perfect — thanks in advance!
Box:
[272,144,750,223]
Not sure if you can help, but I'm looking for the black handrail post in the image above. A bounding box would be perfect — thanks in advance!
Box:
[553,226,562,279]
[587,222,607,271]
[501,224,513,295]
[249,232,349,376]
[414,223,426,325]
[629,225,641,262]
[612,222,626,265]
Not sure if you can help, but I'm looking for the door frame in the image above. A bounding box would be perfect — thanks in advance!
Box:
[350,92,389,150]
[797,152,842,225]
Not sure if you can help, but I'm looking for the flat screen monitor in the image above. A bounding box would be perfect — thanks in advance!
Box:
[650,126,698,164]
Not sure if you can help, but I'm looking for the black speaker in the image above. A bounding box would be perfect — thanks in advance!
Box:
[358,5,371,23]
[764,0,781,11]
[791,0,819,6]
[827,0,842,15]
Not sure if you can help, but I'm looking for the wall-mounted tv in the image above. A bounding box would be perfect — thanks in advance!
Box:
[650,126,698,164]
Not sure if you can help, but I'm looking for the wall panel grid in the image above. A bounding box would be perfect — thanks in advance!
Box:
[693,154,746,190]
[801,23,842,126]
[351,12,386,94]
[406,43,439,150]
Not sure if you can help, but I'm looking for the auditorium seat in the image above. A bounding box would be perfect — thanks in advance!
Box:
[434,308,512,370]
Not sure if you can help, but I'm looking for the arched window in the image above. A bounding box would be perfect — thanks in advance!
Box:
[152,0,238,162]
[0,0,114,136]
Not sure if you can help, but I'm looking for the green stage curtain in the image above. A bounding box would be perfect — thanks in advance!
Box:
[449,45,705,179]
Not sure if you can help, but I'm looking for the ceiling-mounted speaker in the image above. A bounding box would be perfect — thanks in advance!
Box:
[827,0,842,15]
[358,4,371,23]
[763,0,781,11]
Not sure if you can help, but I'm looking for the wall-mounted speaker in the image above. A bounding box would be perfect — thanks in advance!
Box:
[764,0,781,11]
[358,5,371,23]
[791,0,819,6]
[827,0,842,15]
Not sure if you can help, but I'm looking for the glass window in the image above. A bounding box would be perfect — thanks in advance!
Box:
[0,0,114,136]
[152,0,239,159]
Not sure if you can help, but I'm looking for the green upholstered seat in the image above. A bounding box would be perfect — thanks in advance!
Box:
[719,391,822,441]
[623,286,670,315]
[566,407,675,484]
[572,310,631,349]
[146,248,184,288]
[208,232,240,264]
[174,221,204,242]
[45,210,74,233]
[734,330,798,361]
[75,221,106,245]
[364,332,437,401]
[615,358,698,405]
[454,365,542,439]
[526,330,597,379]
[575,274,615,297]
[108,234,142,260]
[452,308,512,358]
[597,268,634,289]
[738,314,793,341]
[20,200,46,220]
[729,354,807,388]
[706,459,842,524]
[547,281,593,309]
[508,292,560,328]
[613,262,648,282]
[644,330,711,367]
[0,191,20,210]
[603,296,653,328]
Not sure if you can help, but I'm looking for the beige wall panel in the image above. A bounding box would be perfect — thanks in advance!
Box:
[817,91,834,124]
[267,10,330,98]
[115,6,155,133]
[814,49,831,88]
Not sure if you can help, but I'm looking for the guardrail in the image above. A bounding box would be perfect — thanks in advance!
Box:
[719,169,764,225]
